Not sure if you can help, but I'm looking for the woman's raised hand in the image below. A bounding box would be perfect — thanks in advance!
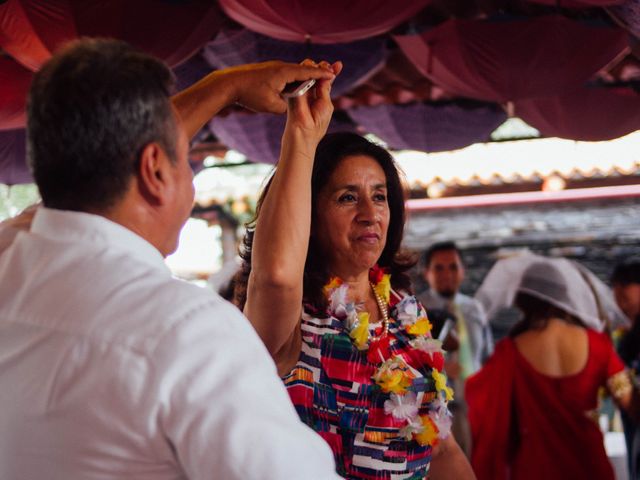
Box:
[283,60,342,150]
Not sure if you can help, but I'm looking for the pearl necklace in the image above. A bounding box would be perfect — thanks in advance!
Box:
[370,281,390,338]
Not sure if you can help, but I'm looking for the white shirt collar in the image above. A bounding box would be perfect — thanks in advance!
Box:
[31,207,169,275]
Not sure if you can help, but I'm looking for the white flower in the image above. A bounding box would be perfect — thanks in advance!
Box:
[384,392,419,420]
[409,336,444,356]
[399,419,423,441]
[428,397,453,439]
[344,308,360,331]
[329,284,349,318]
[395,296,419,327]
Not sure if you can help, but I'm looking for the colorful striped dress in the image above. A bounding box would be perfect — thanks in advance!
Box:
[283,287,452,479]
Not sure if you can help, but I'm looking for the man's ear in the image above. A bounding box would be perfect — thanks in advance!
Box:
[137,142,171,205]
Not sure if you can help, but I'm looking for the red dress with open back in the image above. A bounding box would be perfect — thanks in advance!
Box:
[466,328,625,480]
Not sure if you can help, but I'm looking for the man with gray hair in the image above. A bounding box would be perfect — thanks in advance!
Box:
[0,39,339,479]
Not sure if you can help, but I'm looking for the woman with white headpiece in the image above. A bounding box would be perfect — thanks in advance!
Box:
[466,256,638,480]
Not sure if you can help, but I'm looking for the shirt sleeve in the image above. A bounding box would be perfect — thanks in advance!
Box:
[151,299,340,480]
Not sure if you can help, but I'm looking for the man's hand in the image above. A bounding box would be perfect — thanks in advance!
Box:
[230,60,338,114]
[172,60,339,140]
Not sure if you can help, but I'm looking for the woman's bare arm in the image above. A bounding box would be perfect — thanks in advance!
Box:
[244,62,341,375]
[428,435,476,480]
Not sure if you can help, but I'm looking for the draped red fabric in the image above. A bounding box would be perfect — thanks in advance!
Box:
[0,57,31,131]
[0,0,223,132]
[0,0,223,71]
[394,15,627,103]
[219,0,432,44]
[69,0,223,68]
[514,86,640,141]
[0,0,76,71]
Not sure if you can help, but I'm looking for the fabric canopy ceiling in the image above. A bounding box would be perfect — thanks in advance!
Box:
[219,0,432,43]
[394,15,627,103]
[210,111,356,164]
[1,0,640,184]
[203,26,387,97]
[348,101,507,153]
[0,0,223,131]
[514,85,640,141]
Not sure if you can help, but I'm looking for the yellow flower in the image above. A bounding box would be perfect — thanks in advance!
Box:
[415,414,439,447]
[432,369,454,401]
[377,370,413,394]
[373,357,415,394]
[406,317,432,336]
[349,312,370,350]
[373,273,391,304]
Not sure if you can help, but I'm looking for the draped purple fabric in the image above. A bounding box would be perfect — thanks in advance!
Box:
[0,129,31,185]
[394,15,627,103]
[203,27,387,97]
[219,0,432,44]
[514,86,640,141]
[348,101,507,152]
[0,57,32,131]
[607,0,640,38]
[209,112,356,164]
[173,53,213,93]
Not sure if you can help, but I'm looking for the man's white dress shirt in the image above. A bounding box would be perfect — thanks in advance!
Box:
[0,208,338,480]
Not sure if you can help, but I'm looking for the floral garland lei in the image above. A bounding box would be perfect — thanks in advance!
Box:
[322,265,454,448]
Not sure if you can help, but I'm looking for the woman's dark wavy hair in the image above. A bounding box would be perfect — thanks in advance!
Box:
[234,132,416,314]
[509,292,585,337]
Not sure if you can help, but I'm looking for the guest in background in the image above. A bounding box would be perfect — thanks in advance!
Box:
[612,257,640,479]
[467,258,638,480]
[417,241,493,456]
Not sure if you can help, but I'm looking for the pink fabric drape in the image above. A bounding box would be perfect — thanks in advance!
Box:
[219,0,432,44]
[514,85,640,141]
[394,15,627,103]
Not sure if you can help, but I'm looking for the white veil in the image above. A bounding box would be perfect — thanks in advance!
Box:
[475,251,630,332]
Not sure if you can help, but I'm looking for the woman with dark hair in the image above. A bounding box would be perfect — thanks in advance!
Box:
[236,61,474,479]
[467,258,638,480]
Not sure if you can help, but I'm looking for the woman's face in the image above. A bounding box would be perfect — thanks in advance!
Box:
[314,154,390,279]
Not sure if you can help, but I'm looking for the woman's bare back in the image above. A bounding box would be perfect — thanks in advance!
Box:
[514,318,588,377]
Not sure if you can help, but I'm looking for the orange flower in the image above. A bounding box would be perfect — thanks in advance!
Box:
[414,414,440,447]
